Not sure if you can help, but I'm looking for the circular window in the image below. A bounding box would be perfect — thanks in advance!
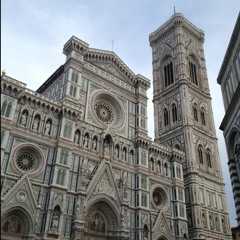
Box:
[16,152,35,171]
[153,190,163,206]
[151,186,168,209]
[94,100,114,125]
[12,144,44,177]
[90,90,125,129]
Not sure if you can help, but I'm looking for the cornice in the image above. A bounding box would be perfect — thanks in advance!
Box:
[149,13,204,47]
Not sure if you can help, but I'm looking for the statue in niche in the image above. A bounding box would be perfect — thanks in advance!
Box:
[33,116,40,130]
[115,146,119,158]
[92,138,97,150]
[44,121,51,135]
[20,112,27,126]
[83,134,89,148]
[74,131,80,144]
[104,141,110,154]
[51,213,59,230]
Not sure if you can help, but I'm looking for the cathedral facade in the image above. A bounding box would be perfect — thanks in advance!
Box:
[1,13,231,240]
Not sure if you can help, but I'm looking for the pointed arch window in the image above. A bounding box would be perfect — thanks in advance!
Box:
[157,160,161,174]
[164,61,174,87]
[164,163,168,176]
[150,158,154,171]
[201,107,206,125]
[193,104,198,122]
[71,71,79,83]
[172,103,178,122]
[73,86,77,97]
[163,108,169,126]
[70,85,73,96]
[198,146,204,164]
[189,60,198,85]
[206,149,212,168]
[1,100,12,117]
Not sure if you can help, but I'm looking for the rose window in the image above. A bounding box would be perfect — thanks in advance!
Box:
[90,90,126,130]
[94,100,114,125]
[12,144,44,176]
[152,187,168,209]
[153,190,163,206]
[16,152,35,171]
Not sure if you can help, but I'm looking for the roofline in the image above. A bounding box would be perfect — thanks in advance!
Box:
[217,12,240,84]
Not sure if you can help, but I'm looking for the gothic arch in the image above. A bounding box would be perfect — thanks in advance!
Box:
[1,207,34,240]
[85,196,121,237]
[228,129,240,159]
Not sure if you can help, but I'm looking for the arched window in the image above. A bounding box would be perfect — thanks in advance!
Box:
[129,150,134,163]
[71,72,75,82]
[164,61,174,87]
[69,85,73,96]
[198,145,204,164]
[1,100,7,116]
[201,107,206,125]
[122,147,127,161]
[150,158,154,171]
[172,103,178,122]
[157,160,161,174]
[163,108,169,126]
[57,169,65,185]
[63,122,72,139]
[206,148,212,168]
[115,145,120,158]
[164,163,168,176]
[71,71,79,83]
[189,60,198,85]
[73,86,77,97]
[6,102,12,117]
[1,100,12,117]
[193,104,198,121]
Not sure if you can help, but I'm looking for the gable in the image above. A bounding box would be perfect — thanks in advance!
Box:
[152,211,172,240]
[84,50,136,85]
[86,161,121,206]
[1,175,38,217]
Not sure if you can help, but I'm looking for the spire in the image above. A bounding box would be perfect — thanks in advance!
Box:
[174,6,176,14]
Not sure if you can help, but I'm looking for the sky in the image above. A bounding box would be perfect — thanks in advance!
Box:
[2,0,239,227]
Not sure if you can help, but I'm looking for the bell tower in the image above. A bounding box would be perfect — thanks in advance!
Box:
[149,13,232,240]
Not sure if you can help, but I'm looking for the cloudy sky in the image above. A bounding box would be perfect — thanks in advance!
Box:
[2,0,239,226]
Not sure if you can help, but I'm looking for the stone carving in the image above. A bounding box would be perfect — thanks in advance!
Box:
[92,138,97,150]
[53,193,63,207]
[96,172,115,198]
[44,121,51,135]
[33,116,40,130]
[50,213,59,230]
[83,134,89,148]
[20,112,27,126]
[104,141,110,155]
